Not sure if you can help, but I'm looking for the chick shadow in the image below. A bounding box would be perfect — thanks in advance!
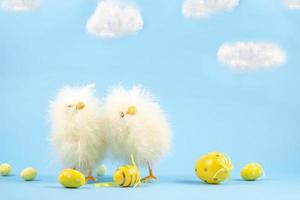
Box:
[86,175,113,185]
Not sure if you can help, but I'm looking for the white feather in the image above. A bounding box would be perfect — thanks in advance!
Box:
[49,84,107,175]
[105,85,171,166]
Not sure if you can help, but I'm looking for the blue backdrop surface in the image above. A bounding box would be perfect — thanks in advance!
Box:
[0,0,300,199]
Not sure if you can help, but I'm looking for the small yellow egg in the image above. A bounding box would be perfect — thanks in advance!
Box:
[195,151,233,184]
[0,163,12,176]
[58,169,86,188]
[20,168,37,181]
[241,163,264,181]
[96,165,107,177]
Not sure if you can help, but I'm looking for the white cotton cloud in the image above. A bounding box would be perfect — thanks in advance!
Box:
[1,0,40,11]
[284,0,300,9]
[182,0,239,18]
[86,0,143,38]
[217,42,286,70]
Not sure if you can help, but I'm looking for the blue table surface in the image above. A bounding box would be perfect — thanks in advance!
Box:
[1,174,299,200]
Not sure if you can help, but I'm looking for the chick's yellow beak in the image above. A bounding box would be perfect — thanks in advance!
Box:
[76,101,85,110]
[126,106,137,115]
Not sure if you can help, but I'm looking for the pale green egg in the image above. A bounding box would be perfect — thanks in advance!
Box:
[20,168,37,181]
[0,163,12,176]
[96,165,107,176]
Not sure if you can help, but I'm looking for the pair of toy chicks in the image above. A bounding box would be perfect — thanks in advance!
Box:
[49,84,171,182]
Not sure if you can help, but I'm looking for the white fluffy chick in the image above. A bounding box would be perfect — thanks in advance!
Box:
[105,85,171,181]
[49,84,106,181]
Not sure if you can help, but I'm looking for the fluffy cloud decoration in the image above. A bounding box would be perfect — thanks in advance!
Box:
[284,0,300,9]
[182,0,239,18]
[1,0,40,11]
[217,42,286,70]
[86,0,143,38]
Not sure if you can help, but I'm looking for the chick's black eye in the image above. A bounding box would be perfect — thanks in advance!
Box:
[120,112,125,118]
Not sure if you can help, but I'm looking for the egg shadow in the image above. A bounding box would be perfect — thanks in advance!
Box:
[43,185,92,190]
[233,178,269,182]
[172,180,205,185]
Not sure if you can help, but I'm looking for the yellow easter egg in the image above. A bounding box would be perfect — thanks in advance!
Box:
[0,163,12,176]
[21,168,37,181]
[96,165,107,176]
[195,152,233,184]
[241,163,264,181]
[58,169,86,188]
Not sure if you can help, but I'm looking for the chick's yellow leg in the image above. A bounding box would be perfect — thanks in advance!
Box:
[141,162,157,183]
[85,169,97,182]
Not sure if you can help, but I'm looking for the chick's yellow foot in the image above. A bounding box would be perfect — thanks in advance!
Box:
[141,174,158,183]
[85,175,97,182]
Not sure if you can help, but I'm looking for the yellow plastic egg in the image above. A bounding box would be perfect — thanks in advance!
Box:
[96,165,107,177]
[195,151,233,184]
[21,168,37,181]
[58,169,86,188]
[0,163,12,176]
[241,163,264,181]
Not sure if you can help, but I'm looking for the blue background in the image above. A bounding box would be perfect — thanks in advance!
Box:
[1,0,300,199]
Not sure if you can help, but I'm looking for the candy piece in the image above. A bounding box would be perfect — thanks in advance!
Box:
[0,163,12,176]
[20,168,37,181]
[58,169,86,188]
[241,163,264,181]
[195,151,233,184]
